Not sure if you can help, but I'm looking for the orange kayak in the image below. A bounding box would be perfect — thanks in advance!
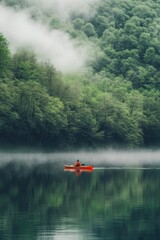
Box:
[64,165,94,171]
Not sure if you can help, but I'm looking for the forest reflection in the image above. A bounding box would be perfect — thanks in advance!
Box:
[0,152,160,239]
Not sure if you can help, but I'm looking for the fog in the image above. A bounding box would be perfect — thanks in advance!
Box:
[28,0,98,20]
[0,150,160,168]
[0,3,91,72]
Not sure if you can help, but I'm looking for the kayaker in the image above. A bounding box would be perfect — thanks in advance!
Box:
[74,159,81,167]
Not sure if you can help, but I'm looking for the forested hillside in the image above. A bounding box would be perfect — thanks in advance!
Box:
[0,0,160,148]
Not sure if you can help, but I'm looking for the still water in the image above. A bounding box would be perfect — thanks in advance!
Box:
[0,150,160,240]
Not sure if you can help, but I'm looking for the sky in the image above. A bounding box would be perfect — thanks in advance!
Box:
[0,0,98,72]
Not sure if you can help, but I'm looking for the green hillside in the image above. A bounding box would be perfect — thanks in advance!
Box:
[0,0,160,148]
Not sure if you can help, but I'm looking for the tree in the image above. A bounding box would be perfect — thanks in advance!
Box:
[65,103,102,146]
[73,18,85,30]
[142,90,160,145]
[11,49,40,81]
[94,16,109,36]
[112,7,128,28]
[93,90,144,146]
[15,81,67,143]
[0,33,10,77]
[144,47,156,65]
[0,81,18,138]
[83,23,96,37]
[133,5,157,19]
[138,33,151,56]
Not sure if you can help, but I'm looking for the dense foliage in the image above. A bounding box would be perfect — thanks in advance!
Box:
[1,0,160,148]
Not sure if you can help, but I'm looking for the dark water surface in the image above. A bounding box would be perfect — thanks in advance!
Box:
[0,151,160,240]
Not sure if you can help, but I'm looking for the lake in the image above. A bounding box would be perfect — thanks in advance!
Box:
[0,150,160,240]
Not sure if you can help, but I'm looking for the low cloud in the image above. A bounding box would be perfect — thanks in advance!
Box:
[27,0,98,20]
[0,4,90,72]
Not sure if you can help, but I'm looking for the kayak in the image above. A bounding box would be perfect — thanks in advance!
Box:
[64,165,94,171]
[64,165,94,175]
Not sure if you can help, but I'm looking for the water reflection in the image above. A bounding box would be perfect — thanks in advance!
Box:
[0,152,160,239]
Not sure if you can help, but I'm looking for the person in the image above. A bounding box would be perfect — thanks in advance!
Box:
[74,159,81,167]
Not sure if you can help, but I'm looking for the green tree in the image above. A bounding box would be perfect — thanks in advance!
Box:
[38,62,62,97]
[83,23,96,37]
[144,47,156,65]
[138,33,151,57]
[0,33,10,77]
[93,90,144,146]
[65,104,102,146]
[0,81,18,138]
[142,90,160,145]
[15,81,67,143]
[112,7,128,28]
[133,4,157,19]
[94,16,109,36]
[73,18,85,30]
[11,49,40,81]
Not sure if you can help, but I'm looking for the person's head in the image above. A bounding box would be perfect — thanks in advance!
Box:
[77,160,79,162]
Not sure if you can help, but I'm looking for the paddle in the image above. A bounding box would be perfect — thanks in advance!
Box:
[81,164,85,166]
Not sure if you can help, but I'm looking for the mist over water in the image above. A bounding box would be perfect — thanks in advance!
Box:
[0,149,160,240]
[0,149,160,169]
